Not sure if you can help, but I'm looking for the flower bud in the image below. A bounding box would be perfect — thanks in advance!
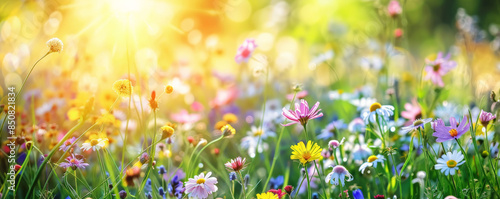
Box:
[284,185,293,195]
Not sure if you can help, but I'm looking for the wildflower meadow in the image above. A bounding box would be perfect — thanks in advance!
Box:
[1,0,500,199]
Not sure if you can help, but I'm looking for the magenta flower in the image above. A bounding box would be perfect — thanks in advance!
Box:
[59,154,89,170]
[424,52,457,87]
[235,39,257,64]
[432,116,470,142]
[479,110,496,127]
[387,0,402,17]
[282,99,323,126]
[59,137,77,152]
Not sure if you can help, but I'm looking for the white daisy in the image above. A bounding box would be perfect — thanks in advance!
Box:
[399,118,433,135]
[361,102,394,125]
[80,138,108,151]
[241,126,275,158]
[359,154,385,174]
[434,151,465,176]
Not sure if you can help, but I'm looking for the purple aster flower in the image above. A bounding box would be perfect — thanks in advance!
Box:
[59,154,89,170]
[432,116,470,142]
[282,99,323,126]
[168,175,185,198]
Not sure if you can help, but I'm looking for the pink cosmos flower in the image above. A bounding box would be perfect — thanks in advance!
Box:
[282,99,323,126]
[225,157,247,172]
[401,99,422,121]
[171,110,201,124]
[388,0,402,17]
[185,172,218,199]
[424,52,457,87]
[479,110,496,127]
[59,154,89,170]
[59,137,77,152]
[432,116,470,142]
[235,39,257,64]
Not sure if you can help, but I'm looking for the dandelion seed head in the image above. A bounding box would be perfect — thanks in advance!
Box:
[46,38,63,53]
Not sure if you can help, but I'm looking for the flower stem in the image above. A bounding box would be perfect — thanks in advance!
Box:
[455,138,477,198]
[262,91,298,192]
[190,135,225,177]
[304,164,311,199]
[0,51,50,135]
[237,171,247,199]
[25,120,85,199]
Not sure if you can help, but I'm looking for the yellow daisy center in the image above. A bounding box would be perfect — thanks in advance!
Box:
[253,129,263,137]
[302,152,312,161]
[369,103,382,112]
[90,139,99,146]
[196,178,206,184]
[446,160,457,168]
[70,159,77,163]
[413,119,424,126]
[367,155,378,163]
[338,89,344,95]
[449,129,458,137]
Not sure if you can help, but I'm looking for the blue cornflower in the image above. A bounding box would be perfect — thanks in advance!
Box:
[353,189,364,199]
[269,175,284,189]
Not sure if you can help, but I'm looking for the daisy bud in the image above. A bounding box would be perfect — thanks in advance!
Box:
[165,85,174,94]
[482,151,490,158]
[444,196,458,199]
[160,125,175,140]
[140,153,150,164]
[374,195,385,199]
[221,124,236,137]
[198,138,208,146]
[293,84,302,92]
[46,38,63,53]
[479,110,496,127]
[284,185,293,195]
[119,190,127,199]
[416,171,426,179]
